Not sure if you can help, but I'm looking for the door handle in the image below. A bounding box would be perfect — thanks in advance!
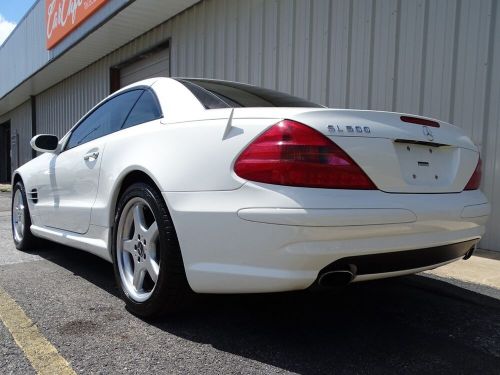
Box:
[83,151,99,161]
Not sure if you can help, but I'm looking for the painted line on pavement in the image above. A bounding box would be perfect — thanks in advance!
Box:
[0,285,76,375]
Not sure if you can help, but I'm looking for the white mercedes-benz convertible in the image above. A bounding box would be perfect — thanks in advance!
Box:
[11,78,490,317]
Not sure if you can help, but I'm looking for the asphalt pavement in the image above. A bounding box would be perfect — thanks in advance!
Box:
[0,191,499,374]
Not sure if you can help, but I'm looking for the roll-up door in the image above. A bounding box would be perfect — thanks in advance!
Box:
[120,48,169,88]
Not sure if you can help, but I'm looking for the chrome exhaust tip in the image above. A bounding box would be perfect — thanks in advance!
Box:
[318,268,356,287]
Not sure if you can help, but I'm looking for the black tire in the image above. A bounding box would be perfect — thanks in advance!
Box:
[112,182,191,318]
[11,182,40,251]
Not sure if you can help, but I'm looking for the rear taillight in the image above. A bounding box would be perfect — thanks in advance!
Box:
[234,120,377,189]
[464,156,482,190]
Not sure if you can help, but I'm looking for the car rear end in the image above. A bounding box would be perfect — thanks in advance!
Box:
[163,107,488,294]
[161,79,489,293]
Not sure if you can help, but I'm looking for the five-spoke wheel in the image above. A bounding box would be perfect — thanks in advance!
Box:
[12,188,25,243]
[116,198,160,302]
[11,181,39,251]
[112,182,190,317]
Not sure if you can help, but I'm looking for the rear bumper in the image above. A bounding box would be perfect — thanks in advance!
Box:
[316,239,477,281]
[163,183,489,293]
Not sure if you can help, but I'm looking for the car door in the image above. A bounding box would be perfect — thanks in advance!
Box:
[38,90,143,233]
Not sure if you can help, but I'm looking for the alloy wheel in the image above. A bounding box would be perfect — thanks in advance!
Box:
[116,197,160,302]
[12,189,25,243]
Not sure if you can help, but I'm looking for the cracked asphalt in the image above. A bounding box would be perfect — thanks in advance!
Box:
[0,191,499,374]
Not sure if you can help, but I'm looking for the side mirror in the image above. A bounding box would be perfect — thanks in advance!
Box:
[30,134,59,153]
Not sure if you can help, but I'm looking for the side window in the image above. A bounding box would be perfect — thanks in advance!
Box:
[122,90,162,129]
[66,90,143,150]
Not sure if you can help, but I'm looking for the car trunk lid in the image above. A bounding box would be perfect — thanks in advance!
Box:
[287,109,479,193]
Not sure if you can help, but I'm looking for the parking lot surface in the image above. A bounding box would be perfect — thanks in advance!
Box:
[0,192,499,374]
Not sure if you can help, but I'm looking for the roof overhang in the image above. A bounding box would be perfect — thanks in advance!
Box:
[0,0,198,115]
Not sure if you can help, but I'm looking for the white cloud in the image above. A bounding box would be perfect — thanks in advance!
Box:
[0,14,16,47]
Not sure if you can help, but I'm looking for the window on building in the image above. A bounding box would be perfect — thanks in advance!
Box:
[176,79,323,109]
[122,90,162,129]
[66,90,143,150]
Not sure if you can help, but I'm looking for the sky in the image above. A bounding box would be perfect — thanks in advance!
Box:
[0,0,37,46]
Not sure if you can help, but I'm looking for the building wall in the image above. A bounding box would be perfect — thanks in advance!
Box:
[0,101,33,169]
[0,0,133,100]
[483,0,500,251]
[32,0,500,250]
[36,62,110,138]
[0,1,47,99]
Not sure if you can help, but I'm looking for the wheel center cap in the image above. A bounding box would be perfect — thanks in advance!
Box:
[137,241,145,257]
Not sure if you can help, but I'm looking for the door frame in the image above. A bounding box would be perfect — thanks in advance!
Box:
[109,39,170,94]
[0,121,11,183]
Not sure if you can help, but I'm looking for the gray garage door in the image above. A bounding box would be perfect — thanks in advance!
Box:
[120,48,169,87]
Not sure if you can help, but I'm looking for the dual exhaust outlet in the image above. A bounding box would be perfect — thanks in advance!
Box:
[317,244,476,288]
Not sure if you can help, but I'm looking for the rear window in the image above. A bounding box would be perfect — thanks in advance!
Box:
[122,90,162,129]
[176,79,323,109]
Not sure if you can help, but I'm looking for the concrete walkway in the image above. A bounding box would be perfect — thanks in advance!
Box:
[425,249,500,289]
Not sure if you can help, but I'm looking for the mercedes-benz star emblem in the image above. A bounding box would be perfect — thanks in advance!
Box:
[422,126,434,141]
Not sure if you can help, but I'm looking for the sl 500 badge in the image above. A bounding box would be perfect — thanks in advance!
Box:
[328,125,371,134]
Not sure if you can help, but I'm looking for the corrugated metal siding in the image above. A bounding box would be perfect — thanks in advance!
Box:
[0,101,33,169]
[0,1,47,98]
[481,0,500,251]
[32,0,499,249]
[36,61,110,138]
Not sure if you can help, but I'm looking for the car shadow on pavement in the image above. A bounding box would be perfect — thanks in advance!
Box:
[36,243,500,374]
[33,242,120,297]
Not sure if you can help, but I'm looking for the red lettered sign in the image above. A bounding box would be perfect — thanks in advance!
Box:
[46,0,108,49]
